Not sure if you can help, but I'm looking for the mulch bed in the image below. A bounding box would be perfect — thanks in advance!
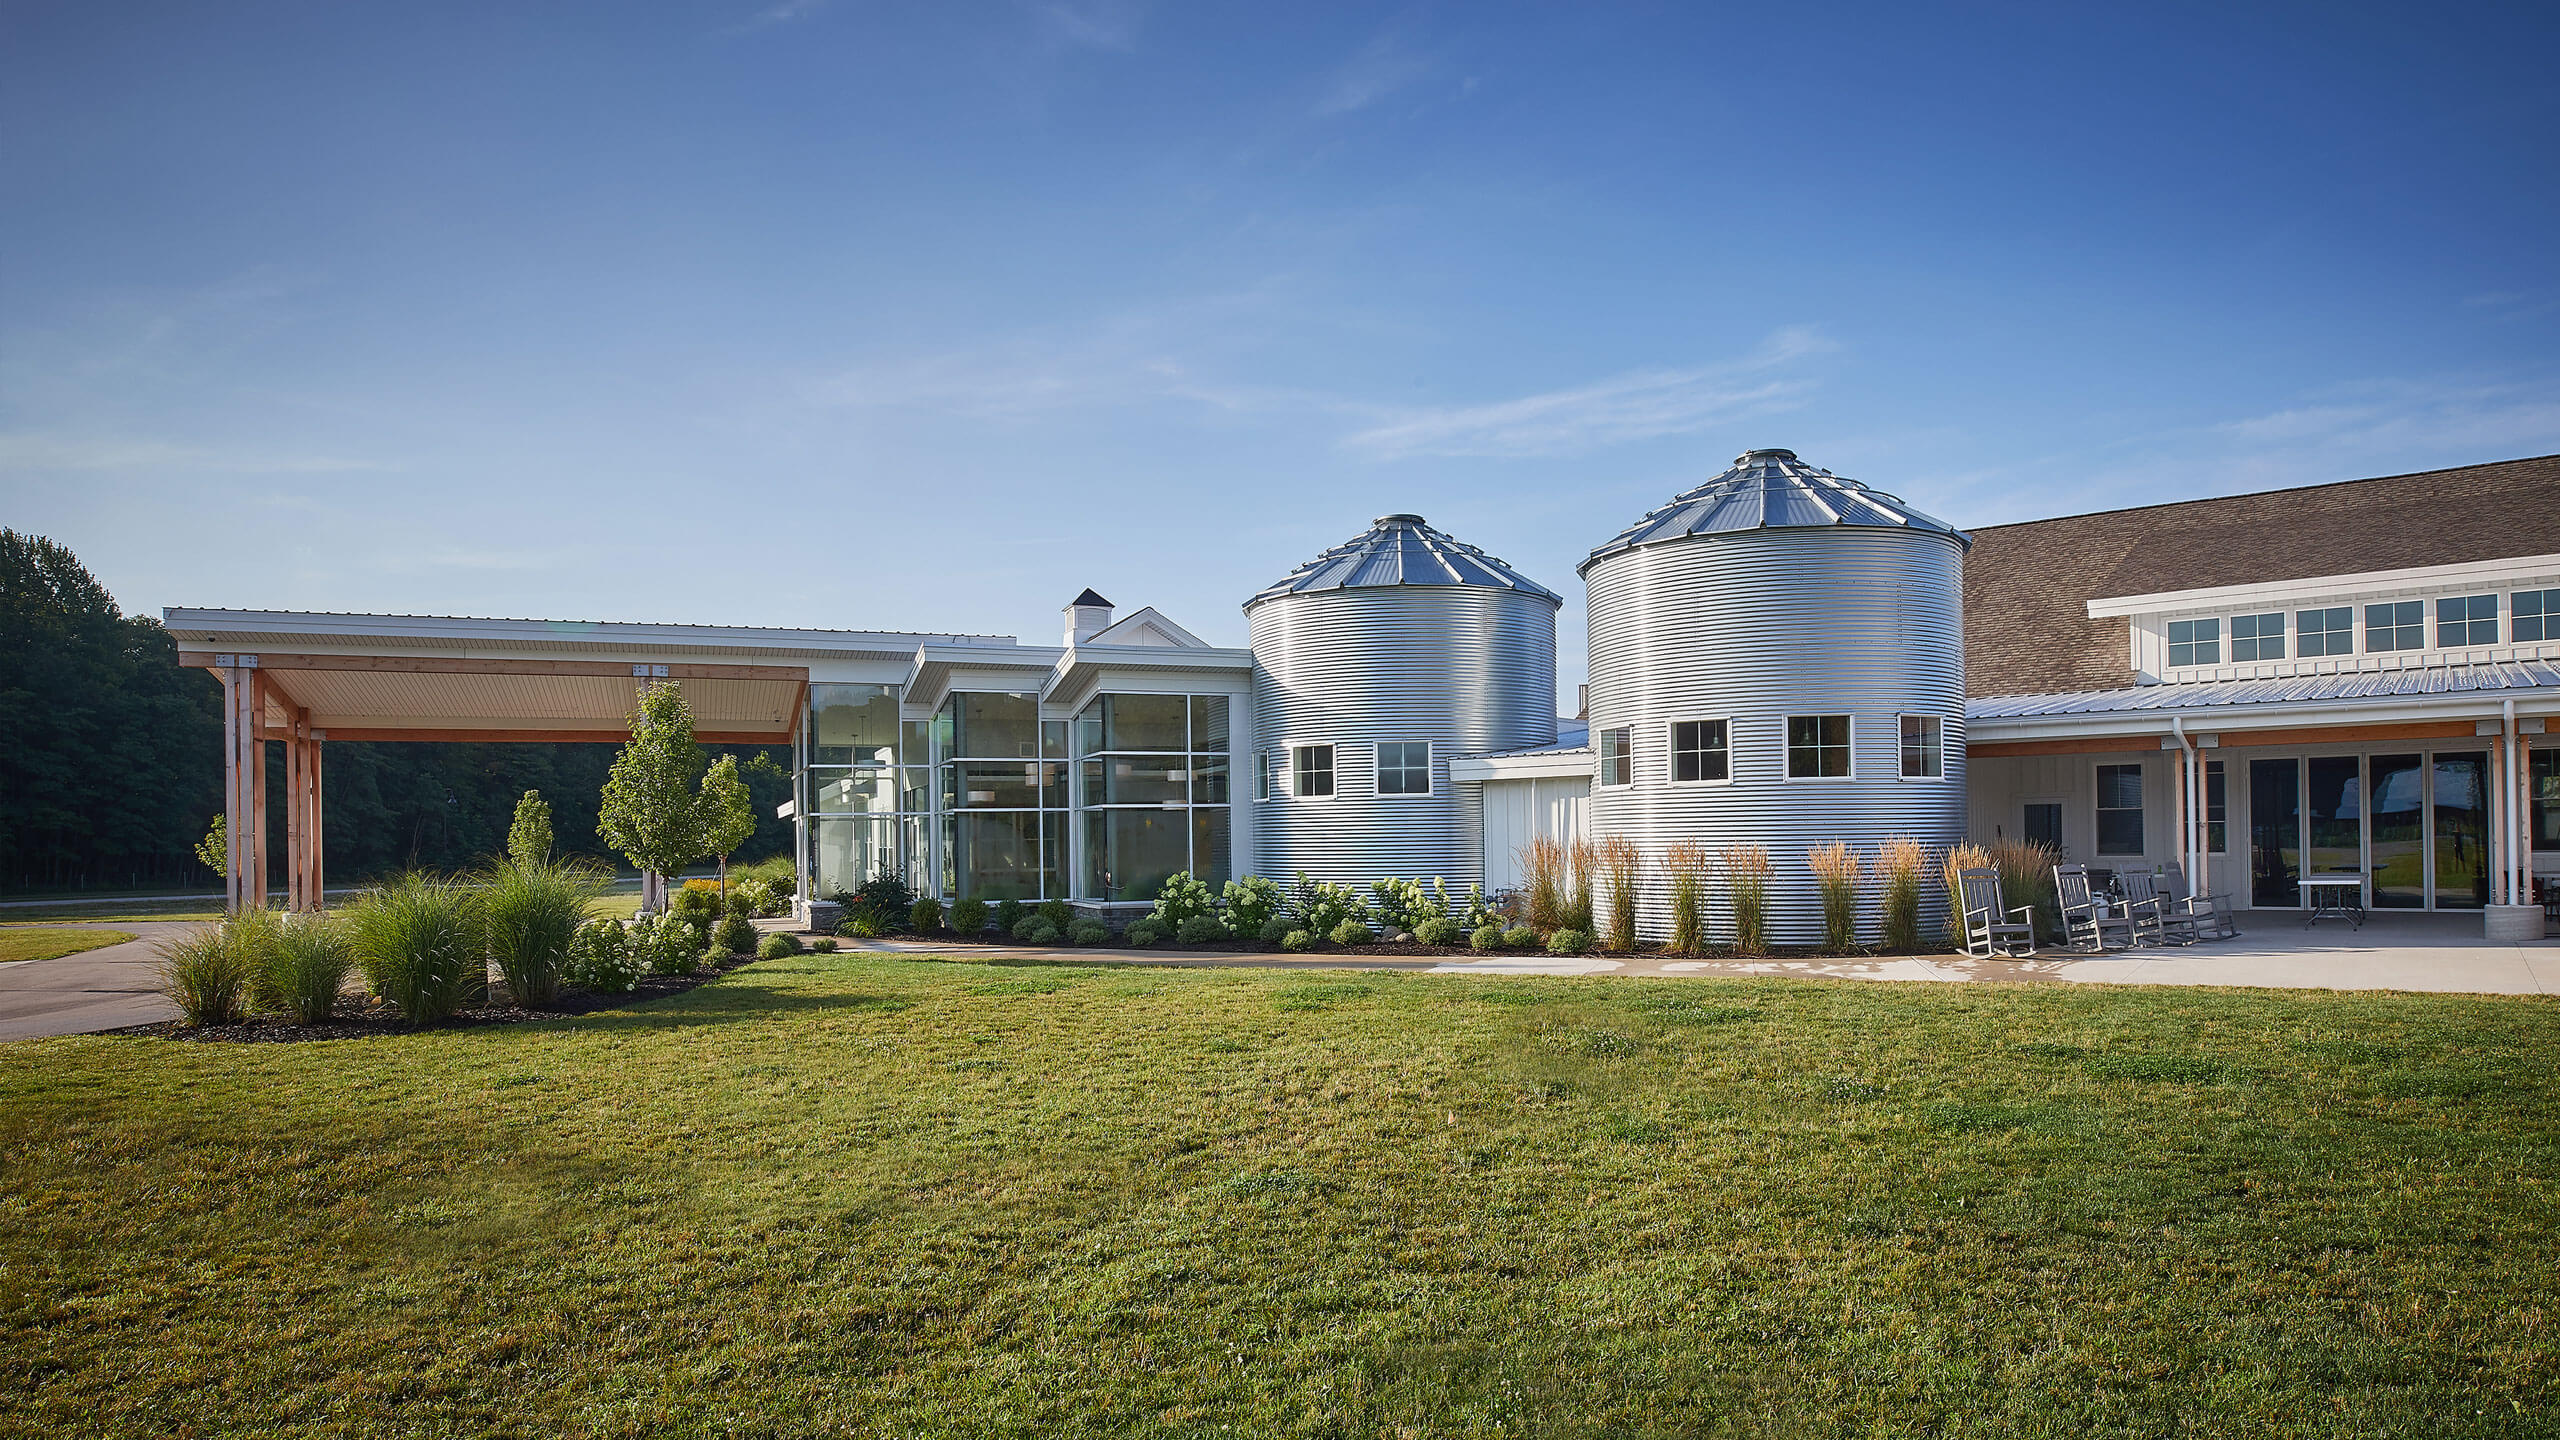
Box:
[109,955,762,1044]
[870,930,1952,962]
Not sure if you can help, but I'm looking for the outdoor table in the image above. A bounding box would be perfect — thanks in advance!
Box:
[2301,874,2365,930]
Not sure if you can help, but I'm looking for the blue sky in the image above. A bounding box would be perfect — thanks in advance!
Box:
[4,1,2555,694]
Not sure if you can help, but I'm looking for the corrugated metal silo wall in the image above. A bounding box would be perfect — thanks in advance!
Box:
[1584,528,1967,944]
[1250,586,1558,887]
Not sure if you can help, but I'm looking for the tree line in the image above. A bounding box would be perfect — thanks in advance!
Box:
[0,531,792,893]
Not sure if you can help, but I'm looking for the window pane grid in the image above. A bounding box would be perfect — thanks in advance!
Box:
[1670,719,1728,783]
[2298,607,2354,657]
[1899,715,1942,778]
[2438,594,2498,647]
[2167,618,2220,667]
[2365,601,2423,652]
[1292,745,1334,798]
[2231,611,2285,662]
[2096,763,2144,855]
[1597,728,1632,787]
[2516,588,2558,643]
[1377,742,1430,796]
[1786,715,1850,778]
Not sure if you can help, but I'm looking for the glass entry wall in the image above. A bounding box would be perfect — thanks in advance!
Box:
[939,691,1068,902]
[2241,746,2499,912]
[1076,693,1233,900]
[806,683,912,898]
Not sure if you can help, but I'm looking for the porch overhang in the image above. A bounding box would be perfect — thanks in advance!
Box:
[1965,660,2560,754]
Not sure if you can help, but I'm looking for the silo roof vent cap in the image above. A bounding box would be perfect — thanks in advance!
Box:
[1579,447,1969,575]
[1249,513,1562,609]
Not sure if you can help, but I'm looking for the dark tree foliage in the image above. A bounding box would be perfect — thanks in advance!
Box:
[1,531,794,893]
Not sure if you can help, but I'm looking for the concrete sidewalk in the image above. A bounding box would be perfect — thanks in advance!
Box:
[0,922,193,1041]
[842,911,2558,995]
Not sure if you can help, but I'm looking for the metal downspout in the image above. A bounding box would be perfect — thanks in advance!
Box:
[2504,698,2520,907]
[2172,716,2200,898]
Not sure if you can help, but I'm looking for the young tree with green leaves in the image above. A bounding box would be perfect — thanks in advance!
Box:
[699,754,756,896]
[193,815,227,876]
[507,790,553,867]
[596,683,707,913]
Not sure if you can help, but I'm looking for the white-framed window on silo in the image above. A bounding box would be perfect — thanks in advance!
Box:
[1292,744,1335,798]
[1668,719,1728,784]
[1254,751,1273,802]
[1376,742,1430,797]
[1077,693,1233,900]
[1596,728,1632,787]
[1785,716,1851,779]
[1898,716,1943,779]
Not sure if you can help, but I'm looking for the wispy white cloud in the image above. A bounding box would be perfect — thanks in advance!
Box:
[1033,0,1140,51]
[0,432,387,475]
[1314,32,1429,116]
[2211,378,2560,458]
[739,0,830,28]
[1341,328,1839,460]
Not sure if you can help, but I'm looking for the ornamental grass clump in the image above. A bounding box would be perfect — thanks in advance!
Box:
[1566,839,1596,934]
[347,873,485,1023]
[157,915,262,1026]
[480,858,605,1009]
[1520,836,1567,933]
[1595,836,1640,951]
[1938,839,1994,942]
[1720,845,1772,954]
[1806,841,1864,953]
[1876,837,1929,952]
[259,913,355,1025]
[1663,842,1712,953]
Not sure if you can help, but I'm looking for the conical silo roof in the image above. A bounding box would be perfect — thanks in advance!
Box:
[1578,449,1968,575]
[1248,514,1562,610]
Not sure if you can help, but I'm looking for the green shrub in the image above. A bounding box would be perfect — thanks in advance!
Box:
[947,898,988,934]
[713,913,758,955]
[839,913,888,939]
[566,919,643,995]
[1015,918,1062,945]
[157,918,258,1026]
[1280,928,1315,953]
[1413,916,1462,947]
[347,874,486,1023]
[1256,915,1294,945]
[993,898,1027,933]
[261,913,354,1025]
[1175,914,1228,946]
[1223,876,1284,936]
[481,858,603,1009]
[1125,917,1167,948]
[732,854,796,893]
[808,936,838,953]
[1548,928,1593,955]
[1501,924,1537,951]
[909,897,945,935]
[1469,923,1504,951]
[836,863,915,934]
[1067,918,1110,946]
[1327,919,1375,948]
[670,886,719,921]
[1039,899,1073,930]
[734,879,777,918]
[724,886,758,919]
[756,931,802,960]
[1151,871,1217,929]
[631,913,704,974]
[1287,873,1366,935]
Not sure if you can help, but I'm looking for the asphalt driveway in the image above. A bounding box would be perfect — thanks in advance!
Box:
[0,922,192,1041]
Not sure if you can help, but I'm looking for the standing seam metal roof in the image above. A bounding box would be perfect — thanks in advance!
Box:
[1963,660,2560,720]
[1580,449,1968,574]
[1248,514,1562,609]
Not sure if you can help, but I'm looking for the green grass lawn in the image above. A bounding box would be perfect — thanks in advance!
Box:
[0,926,137,964]
[3,957,2553,1437]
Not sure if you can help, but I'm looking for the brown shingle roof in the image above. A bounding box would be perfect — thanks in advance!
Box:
[1962,454,2560,698]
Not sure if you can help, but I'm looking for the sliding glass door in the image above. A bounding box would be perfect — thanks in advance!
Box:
[2432,752,2489,910]
[2369,754,2426,909]
[2249,759,2300,907]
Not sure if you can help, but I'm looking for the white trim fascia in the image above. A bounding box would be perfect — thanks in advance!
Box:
[1450,749,1595,782]
[1966,689,2560,745]
[162,607,1015,658]
[2085,553,2560,619]
[1043,645,1254,710]
[1082,606,1211,649]
[904,644,1065,715]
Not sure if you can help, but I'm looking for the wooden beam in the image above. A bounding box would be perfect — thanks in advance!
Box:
[1969,718,2487,760]
[177,651,809,682]
[301,726,791,744]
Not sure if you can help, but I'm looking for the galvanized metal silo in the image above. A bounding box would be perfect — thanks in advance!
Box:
[1248,515,1561,888]
[1579,450,1970,945]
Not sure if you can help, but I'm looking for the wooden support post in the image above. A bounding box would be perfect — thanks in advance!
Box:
[249,675,269,910]
[310,732,325,908]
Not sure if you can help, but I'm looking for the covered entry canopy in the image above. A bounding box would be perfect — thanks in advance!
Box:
[166,609,1016,910]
